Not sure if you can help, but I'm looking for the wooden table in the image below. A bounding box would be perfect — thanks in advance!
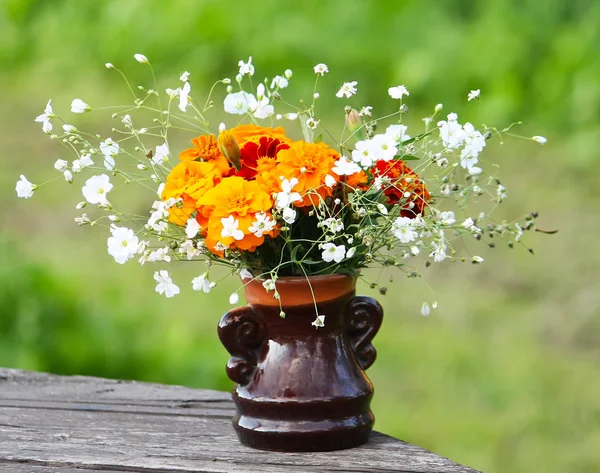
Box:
[0,369,480,473]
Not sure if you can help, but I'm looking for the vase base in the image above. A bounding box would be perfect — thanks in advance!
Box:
[233,412,374,452]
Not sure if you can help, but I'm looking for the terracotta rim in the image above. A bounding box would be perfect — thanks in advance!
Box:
[243,274,357,307]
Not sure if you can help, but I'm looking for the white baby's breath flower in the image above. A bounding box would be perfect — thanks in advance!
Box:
[385,124,411,143]
[62,124,76,133]
[388,85,409,99]
[238,56,254,76]
[324,174,336,188]
[391,217,419,243]
[351,140,377,167]
[224,91,257,115]
[54,159,68,172]
[270,75,288,89]
[34,99,54,133]
[532,136,547,144]
[134,53,149,64]
[284,113,298,121]
[229,293,240,305]
[359,106,372,117]
[185,217,201,239]
[180,71,190,82]
[377,203,389,215]
[332,156,361,176]
[105,63,114,69]
[322,218,344,233]
[147,247,171,263]
[438,113,466,149]
[262,278,276,292]
[429,231,447,263]
[282,207,297,224]
[63,170,73,183]
[421,302,431,317]
[82,174,112,204]
[107,225,139,264]
[178,81,191,112]
[284,69,292,79]
[312,315,326,328]
[74,214,90,226]
[253,83,274,119]
[321,243,346,263]
[248,212,276,238]
[100,138,119,170]
[336,81,358,98]
[497,184,507,201]
[472,256,484,264]
[346,247,356,259]
[178,240,201,260]
[313,92,320,99]
[152,143,170,165]
[305,117,319,130]
[314,63,328,76]
[192,272,216,293]
[154,270,180,298]
[467,89,481,101]
[71,99,90,113]
[239,269,253,280]
[437,211,456,226]
[16,175,36,199]
[221,216,244,240]
[435,103,444,112]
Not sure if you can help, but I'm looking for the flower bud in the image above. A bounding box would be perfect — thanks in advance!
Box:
[435,103,443,112]
[345,108,362,135]
[222,78,232,84]
[218,129,242,171]
[284,69,293,79]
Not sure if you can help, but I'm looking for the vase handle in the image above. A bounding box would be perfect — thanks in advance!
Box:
[345,296,384,371]
[218,306,266,386]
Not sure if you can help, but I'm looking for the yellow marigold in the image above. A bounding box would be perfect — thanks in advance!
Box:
[179,134,231,175]
[275,141,340,207]
[162,160,222,225]
[230,124,289,147]
[197,176,275,253]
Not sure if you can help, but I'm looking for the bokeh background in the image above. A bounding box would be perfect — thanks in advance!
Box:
[1,1,599,472]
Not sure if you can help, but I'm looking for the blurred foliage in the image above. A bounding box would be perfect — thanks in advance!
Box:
[1,1,600,473]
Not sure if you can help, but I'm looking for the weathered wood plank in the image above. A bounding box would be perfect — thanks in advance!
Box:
[0,369,480,473]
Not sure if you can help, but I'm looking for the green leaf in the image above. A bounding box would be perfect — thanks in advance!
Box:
[399,155,420,161]
[401,129,433,145]
[314,133,323,143]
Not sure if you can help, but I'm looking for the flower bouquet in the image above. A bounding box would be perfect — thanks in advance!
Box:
[19,54,548,451]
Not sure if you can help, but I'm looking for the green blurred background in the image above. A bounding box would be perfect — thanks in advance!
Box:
[1,1,599,472]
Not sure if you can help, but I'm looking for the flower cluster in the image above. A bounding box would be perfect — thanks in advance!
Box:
[19,54,548,321]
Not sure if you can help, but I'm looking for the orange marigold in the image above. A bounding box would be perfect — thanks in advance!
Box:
[234,135,290,194]
[373,159,431,218]
[275,141,340,207]
[179,134,231,175]
[197,176,276,253]
[162,160,223,225]
[230,124,289,147]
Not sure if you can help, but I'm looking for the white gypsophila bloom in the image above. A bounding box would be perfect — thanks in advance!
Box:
[105,63,114,69]
[435,103,444,112]
[74,213,90,226]
[385,124,411,144]
[185,218,201,239]
[154,270,180,298]
[437,211,456,226]
[410,246,420,256]
[147,247,171,263]
[253,83,274,119]
[75,201,86,210]
[461,217,477,232]
[429,230,447,263]
[388,85,410,99]
[421,302,431,316]
[107,225,139,264]
[467,89,481,101]
[54,159,68,172]
[239,268,253,280]
[346,247,356,259]
[62,124,77,133]
[224,91,257,115]
[156,182,165,198]
[221,216,244,240]
[179,240,201,260]
[180,71,190,82]
[391,217,419,243]
[121,114,133,128]
[332,156,361,176]
[322,218,344,233]
[472,256,484,264]
[324,174,336,188]
[359,106,372,117]
[532,135,547,145]
[313,92,320,99]
[311,315,326,328]
[35,99,53,133]
[336,81,358,99]
[351,140,377,167]
[262,278,276,292]
[284,69,292,79]
[275,178,301,208]
[438,113,466,150]
[192,272,216,293]
[152,143,170,165]
[214,242,228,252]
[468,166,483,176]
[63,170,73,183]
[16,175,36,199]
[229,293,240,305]
[377,203,389,215]
[306,117,319,130]
[435,155,449,168]
[282,206,297,224]
[370,134,398,161]
[82,174,112,204]
[497,184,507,201]
[314,63,328,75]
[71,99,90,113]
[238,56,254,76]
[178,81,191,112]
[108,215,119,222]
[373,176,391,191]
[321,243,346,263]
[270,75,288,89]
[99,139,119,170]
[147,208,168,234]
[440,183,451,196]
[460,122,486,170]
[166,88,179,99]
[248,211,276,238]
[134,53,149,64]
[284,113,298,121]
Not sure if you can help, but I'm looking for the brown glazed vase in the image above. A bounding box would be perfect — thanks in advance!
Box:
[217,274,383,452]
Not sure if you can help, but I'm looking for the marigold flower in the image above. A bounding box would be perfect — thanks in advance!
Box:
[275,141,340,207]
[230,124,288,147]
[235,135,290,193]
[197,176,276,253]
[179,134,231,175]
[162,160,223,225]
[373,159,430,217]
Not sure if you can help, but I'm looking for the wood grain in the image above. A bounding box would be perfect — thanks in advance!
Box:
[0,368,481,473]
